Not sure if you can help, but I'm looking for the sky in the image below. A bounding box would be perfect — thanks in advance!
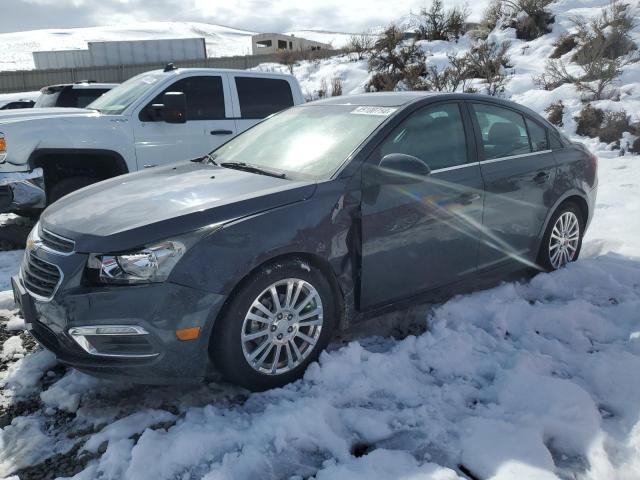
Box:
[0,0,487,34]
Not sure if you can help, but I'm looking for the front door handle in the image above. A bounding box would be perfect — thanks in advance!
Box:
[458,192,481,205]
[211,129,234,135]
[533,171,550,183]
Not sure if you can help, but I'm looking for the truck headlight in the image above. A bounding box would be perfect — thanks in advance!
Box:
[0,135,6,163]
[89,241,186,284]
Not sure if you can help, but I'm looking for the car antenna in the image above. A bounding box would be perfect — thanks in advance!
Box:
[164,63,177,72]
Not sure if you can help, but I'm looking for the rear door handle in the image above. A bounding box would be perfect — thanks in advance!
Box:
[458,192,481,205]
[533,171,550,183]
[211,129,234,135]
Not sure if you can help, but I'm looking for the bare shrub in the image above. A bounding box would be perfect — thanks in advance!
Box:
[550,34,577,58]
[545,101,564,126]
[599,110,632,146]
[318,78,328,99]
[347,33,374,60]
[536,3,639,100]
[278,49,300,74]
[575,104,604,138]
[502,0,555,40]
[415,0,469,41]
[465,40,513,96]
[367,24,427,91]
[475,0,504,39]
[572,0,637,65]
[330,77,343,96]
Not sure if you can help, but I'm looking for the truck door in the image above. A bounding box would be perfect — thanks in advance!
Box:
[133,74,235,168]
[229,75,296,136]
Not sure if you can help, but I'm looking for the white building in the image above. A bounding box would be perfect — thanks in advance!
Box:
[251,33,331,55]
[33,38,207,69]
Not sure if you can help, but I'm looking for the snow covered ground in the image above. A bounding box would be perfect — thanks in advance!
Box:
[0,22,355,71]
[2,0,640,478]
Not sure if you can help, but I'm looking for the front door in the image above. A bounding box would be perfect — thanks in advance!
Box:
[468,102,557,270]
[133,74,235,169]
[360,102,485,309]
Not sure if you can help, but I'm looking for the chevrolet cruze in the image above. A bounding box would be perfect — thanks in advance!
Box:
[13,93,598,391]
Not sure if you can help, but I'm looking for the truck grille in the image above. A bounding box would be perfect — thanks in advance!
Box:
[41,229,75,254]
[22,252,62,300]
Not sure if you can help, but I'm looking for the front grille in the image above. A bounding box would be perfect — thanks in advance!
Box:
[22,252,62,300]
[40,229,75,254]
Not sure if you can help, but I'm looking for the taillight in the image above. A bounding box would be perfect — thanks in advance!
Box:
[588,151,598,171]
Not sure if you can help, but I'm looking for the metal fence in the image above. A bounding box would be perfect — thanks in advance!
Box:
[0,49,343,94]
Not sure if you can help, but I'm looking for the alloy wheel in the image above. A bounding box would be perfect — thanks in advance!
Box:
[548,211,580,269]
[241,278,323,375]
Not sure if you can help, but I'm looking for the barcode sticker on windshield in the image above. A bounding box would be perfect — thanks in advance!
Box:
[351,106,397,116]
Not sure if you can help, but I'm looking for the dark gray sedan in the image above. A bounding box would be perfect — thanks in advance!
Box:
[12,93,598,391]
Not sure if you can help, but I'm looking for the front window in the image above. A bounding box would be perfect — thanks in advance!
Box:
[211,105,395,179]
[87,73,166,115]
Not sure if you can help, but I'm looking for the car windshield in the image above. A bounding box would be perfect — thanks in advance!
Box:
[87,73,165,114]
[211,104,395,179]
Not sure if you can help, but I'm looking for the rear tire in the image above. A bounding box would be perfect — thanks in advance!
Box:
[538,202,584,271]
[48,176,98,204]
[211,258,337,391]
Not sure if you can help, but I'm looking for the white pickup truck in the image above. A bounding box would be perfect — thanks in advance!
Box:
[0,65,304,214]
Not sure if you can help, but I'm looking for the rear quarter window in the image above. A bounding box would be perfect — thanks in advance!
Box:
[235,77,294,119]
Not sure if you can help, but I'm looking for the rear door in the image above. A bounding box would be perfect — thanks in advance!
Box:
[468,102,557,270]
[229,75,296,135]
[133,74,234,169]
[360,102,484,308]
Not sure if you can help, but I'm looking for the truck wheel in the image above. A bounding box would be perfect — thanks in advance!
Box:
[48,176,98,204]
[211,258,337,391]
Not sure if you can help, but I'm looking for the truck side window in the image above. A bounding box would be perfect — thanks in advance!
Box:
[235,77,294,119]
[142,76,225,121]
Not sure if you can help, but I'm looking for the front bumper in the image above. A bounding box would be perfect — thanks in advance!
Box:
[0,169,46,213]
[13,269,226,384]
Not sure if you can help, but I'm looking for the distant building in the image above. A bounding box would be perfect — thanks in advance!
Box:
[33,38,207,70]
[251,33,331,55]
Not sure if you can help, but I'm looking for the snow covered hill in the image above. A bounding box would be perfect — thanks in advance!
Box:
[1,0,640,479]
[0,22,355,71]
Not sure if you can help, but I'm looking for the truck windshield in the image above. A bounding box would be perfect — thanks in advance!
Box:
[87,73,165,114]
[211,105,395,179]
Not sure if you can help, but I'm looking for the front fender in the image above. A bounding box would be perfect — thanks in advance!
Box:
[0,113,134,172]
[169,179,359,314]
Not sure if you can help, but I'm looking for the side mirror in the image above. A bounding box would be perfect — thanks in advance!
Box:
[159,91,187,124]
[378,153,431,183]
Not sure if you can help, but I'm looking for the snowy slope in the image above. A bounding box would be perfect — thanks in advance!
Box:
[0,22,356,71]
[2,1,640,479]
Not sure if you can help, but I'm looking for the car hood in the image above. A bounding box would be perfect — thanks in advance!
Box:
[41,161,317,253]
[0,107,93,124]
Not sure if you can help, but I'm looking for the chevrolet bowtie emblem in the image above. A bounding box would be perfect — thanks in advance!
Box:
[26,238,38,251]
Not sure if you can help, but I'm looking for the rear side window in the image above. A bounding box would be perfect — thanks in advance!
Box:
[143,76,225,121]
[526,118,549,152]
[235,77,294,119]
[472,103,531,160]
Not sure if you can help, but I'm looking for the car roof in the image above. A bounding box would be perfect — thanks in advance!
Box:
[307,92,549,123]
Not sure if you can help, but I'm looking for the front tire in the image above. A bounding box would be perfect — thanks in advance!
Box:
[211,258,337,391]
[538,202,584,271]
[48,176,98,204]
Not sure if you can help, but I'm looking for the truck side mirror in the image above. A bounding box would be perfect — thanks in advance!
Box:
[160,92,187,124]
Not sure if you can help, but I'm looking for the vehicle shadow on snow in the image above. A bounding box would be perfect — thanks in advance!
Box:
[2,255,640,479]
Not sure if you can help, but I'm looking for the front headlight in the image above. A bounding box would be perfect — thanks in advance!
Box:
[0,134,7,163]
[89,240,186,284]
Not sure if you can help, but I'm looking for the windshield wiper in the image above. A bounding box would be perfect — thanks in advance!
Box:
[200,153,219,166]
[220,162,286,179]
